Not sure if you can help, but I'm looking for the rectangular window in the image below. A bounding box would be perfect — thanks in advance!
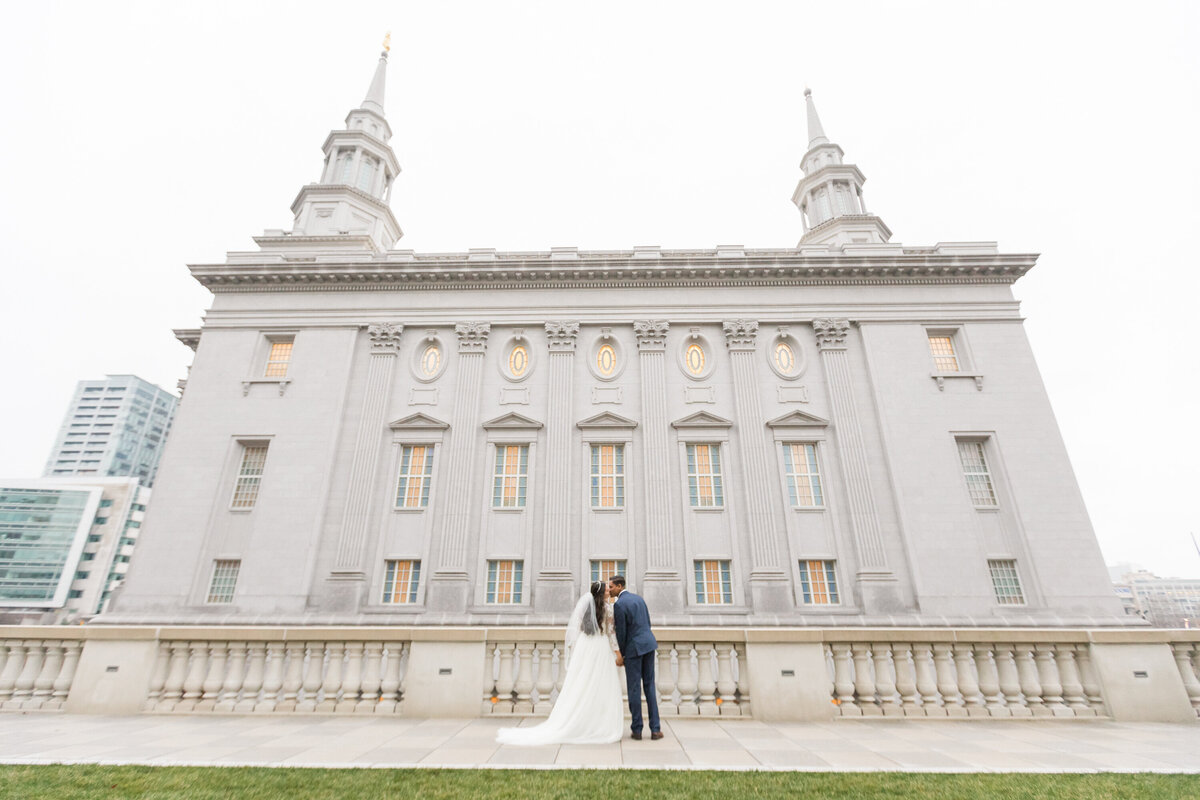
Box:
[492,445,528,508]
[230,444,269,508]
[988,559,1025,605]
[590,444,625,508]
[382,559,421,604]
[957,440,998,506]
[264,340,293,378]
[782,443,824,507]
[798,559,840,604]
[686,444,724,508]
[694,559,733,604]
[590,559,627,583]
[928,334,959,372]
[486,560,524,604]
[395,445,434,508]
[206,559,240,603]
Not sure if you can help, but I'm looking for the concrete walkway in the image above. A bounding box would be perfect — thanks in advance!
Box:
[1,714,1199,772]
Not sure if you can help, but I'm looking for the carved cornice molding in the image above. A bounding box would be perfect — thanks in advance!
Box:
[813,318,851,350]
[545,321,580,352]
[455,322,491,354]
[633,320,670,351]
[367,322,403,353]
[722,319,759,351]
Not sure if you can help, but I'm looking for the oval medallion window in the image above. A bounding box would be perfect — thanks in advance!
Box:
[509,345,529,378]
[768,329,805,380]
[597,344,617,377]
[774,341,796,375]
[421,344,442,378]
[685,343,706,376]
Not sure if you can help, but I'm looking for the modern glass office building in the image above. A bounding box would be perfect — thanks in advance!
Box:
[0,485,98,608]
[43,375,178,488]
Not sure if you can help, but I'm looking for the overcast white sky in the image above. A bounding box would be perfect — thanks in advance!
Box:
[1,1,1197,578]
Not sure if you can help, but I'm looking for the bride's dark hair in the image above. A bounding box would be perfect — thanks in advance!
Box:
[582,580,607,635]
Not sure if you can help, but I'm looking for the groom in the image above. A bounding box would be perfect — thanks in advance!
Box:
[608,575,663,740]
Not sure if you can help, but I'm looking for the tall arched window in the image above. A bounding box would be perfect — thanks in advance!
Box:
[337,151,355,184]
[357,157,376,193]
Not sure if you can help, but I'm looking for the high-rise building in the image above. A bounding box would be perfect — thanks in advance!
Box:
[0,477,149,624]
[1113,570,1200,627]
[43,375,177,488]
[107,48,1128,627]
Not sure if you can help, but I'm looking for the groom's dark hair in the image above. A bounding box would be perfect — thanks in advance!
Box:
[609,575,626,588]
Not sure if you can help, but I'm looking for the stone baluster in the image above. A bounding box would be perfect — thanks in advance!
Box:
[158,641,190,711]
[31,641,64,709]
[336,642,364,713]
[380,643,404,714]
[973,644,1007,717]
[197,641,229,711]
[851,644,880,716]
[872,643,900,715]
[1172,643,1200,715]
[48,640,81,710]
[534,643,555,714]
[482,643,498,714]
[656,646,677,715]
[277,643,306,712]
[696,643,718,716]
[0,642,8,684]
[912,643,940,716]
[1192,647,1200,712]
[513,642,535,714]
[893,644,920,716]
[8,640,44,708]
[316,642,345,712]
[676,644,700,715]
[734,643,751,717]
[954,644,987,717]
[141,642,170,714]
[830,644,858,715]
[1016,644,1048,717]
[357,642,383,713]
[256,642,285,713]
[298,643,325,712]
[1056,644,1091,716]
[715,643,739,716]
[234,643,266,712]
[213,642,246,712]
[1074,645,1104,714]
[1034,645,1069,716]
[554,644,567,695]
[932,643,965,717]
[994,644,1028,716]
[494,643,516,713]
[0,642,24,705]
[176,642,209,712]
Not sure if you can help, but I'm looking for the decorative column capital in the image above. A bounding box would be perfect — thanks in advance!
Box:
[367,323,404,354]
[633,320,669,351]
[454,322,491,353]
[722,319,759,351]
[544,321,580,352]
[813,318,851,350]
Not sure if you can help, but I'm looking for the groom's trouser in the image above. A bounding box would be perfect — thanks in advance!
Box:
[624,650,660,733]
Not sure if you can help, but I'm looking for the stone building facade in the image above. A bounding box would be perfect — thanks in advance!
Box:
[106,50,1126,627]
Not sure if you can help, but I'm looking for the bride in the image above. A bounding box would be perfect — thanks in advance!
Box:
[495,580,623,745]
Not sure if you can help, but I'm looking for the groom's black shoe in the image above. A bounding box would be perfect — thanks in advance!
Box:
[651,731,664,740]
[631,732,642,740]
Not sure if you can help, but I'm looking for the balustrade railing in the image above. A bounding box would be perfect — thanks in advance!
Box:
[0,638,83,710]
[1172,640,1200,717]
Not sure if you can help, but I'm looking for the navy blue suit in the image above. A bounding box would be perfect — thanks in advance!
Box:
[613,590,660,734]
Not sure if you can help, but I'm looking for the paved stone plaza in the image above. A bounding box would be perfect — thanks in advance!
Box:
[1,715,1198,772]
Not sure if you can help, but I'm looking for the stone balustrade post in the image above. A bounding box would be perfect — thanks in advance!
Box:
[336,642,364,713]
[1074,644,1104,714]
[994,644,1028,716]
[317,642,345,712]
[158,641,190,711]
[734,643,751,717]
[298,643,325,712]
[277,643,306,712]
[235,643,266,713]
[831,643,858,715]
[0,642,26,704]
[379,643,404,714]
[256,642,285,713]
[912,643,940,716]
[696,643,718,716]
[514,642,535,714]
[1172,644,1200,715]
[357,642,383,712]
[676,644,700,715]
[9,640,43,708]
[482,643,498,714]
[954,644,987,717]
[30,641,62,709]
[871,643,900,715]
[657,647,677,715]
[715,643,739,716]
[534,643,555,714]
[973,644,1008,716]
[1034,645,1070,716]
[1056,644,1092,715]
[892,644,920,715]
[495,643,516,713]
[851,644,880,716]
[197,642,228,711]
[215,642,246,712]
[932,643,966,717]
[48,640,81,711]
[176,642,209,712]
[1016,644,1048,717]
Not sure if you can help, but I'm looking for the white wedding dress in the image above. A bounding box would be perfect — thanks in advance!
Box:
[495,594,623,745]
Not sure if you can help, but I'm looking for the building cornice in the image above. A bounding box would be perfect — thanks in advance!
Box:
[189,247,1037,293]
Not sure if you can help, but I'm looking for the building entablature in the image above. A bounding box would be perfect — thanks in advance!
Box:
[193,245,1034,292]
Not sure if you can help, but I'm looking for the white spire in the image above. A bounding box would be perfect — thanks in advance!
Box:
[360,36,389,117]
[804,88,828,146]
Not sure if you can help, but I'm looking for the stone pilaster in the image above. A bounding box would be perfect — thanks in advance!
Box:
[324,323,403,611]
[723,320,791,612]
[536,321,580,612]
[812,318,902,613]
[427,322,490,613]
[633,320,682,613]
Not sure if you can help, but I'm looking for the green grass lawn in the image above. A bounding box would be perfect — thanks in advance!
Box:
[2,766,1198,799]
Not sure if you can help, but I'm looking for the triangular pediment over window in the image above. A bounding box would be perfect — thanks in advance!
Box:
[765,410,829,428]
[482,412,544,430]
[388,412,450,430]
[576,411,638,431]
[671,411,734,429]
